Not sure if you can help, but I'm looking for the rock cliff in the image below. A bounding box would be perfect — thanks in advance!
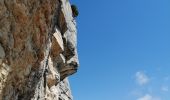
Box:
[0,0,79,100]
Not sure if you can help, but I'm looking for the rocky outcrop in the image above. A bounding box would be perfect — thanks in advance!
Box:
[0,0,79,100]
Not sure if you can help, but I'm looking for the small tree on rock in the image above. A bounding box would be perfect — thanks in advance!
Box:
[71,4,79,17]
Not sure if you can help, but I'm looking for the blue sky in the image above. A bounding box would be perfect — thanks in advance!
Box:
[70,0,170,100]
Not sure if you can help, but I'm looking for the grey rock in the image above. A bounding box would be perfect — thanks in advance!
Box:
[0,44,5,59]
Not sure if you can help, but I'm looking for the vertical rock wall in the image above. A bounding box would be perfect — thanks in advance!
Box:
[0,0,79,100]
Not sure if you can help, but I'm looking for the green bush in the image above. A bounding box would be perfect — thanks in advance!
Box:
[71,4,79,17]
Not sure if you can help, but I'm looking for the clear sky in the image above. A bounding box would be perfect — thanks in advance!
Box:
[69,0,170,100]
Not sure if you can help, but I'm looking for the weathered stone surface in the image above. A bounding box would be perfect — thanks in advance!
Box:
[45,78,72,100]
[51,28,64,59]
[0,0,79,100]
[0,44,5,59]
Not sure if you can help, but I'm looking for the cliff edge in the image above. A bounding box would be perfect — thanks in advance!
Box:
[0,0,79,99]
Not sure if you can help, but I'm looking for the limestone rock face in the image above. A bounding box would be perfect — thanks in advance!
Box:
[0,0,79,100]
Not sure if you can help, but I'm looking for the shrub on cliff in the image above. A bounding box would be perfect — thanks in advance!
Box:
[71,4,79,17]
